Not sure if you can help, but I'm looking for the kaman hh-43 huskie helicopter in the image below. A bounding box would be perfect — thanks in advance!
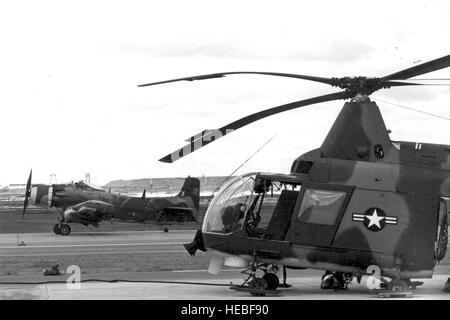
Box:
[139,55,450,295]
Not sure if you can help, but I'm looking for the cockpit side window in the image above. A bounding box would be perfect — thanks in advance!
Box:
[296,189,346,226]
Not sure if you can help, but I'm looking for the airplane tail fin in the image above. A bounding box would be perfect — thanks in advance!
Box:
[178,176,200,210]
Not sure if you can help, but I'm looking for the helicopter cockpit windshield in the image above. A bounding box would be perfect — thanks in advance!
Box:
[202,173,257,234]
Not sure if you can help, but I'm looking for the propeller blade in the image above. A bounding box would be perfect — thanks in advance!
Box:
[23,169,32,218]
[138,71,337,88]
[159,91,349,163]
[382,55,450,81]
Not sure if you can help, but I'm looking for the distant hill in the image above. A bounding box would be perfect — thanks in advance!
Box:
[104,176,233,196]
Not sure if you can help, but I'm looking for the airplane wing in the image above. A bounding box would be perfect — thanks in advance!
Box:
[160,207,197,223]
[64,200,114,225]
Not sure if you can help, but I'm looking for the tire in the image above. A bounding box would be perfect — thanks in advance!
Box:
[249,278,268,296]
[263,273,280,290]
[53,224,61,235]
[59,224,71,236]
[387,278,408,292]
[163,227,169,233]
[436,219,448,261]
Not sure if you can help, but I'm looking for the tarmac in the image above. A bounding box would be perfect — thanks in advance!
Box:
[1,230,450,300]
[2,271,450,300]
[0,230,194,256]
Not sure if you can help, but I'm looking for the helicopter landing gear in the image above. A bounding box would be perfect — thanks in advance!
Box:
[382,277,423,291]
[248,278,269,296]
[230,262,281,296]
[381,258,414,295]
[386,278,408,292]
[262,272,279,290]
[320,271,354,291]
[279,266,292,288]
[443,278,450,292]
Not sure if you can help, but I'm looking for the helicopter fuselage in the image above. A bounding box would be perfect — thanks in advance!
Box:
[200,137,450,279]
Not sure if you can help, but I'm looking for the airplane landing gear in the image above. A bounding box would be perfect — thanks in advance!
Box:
[53,211,71,235]
[59,223,71,236]
[53,223,61,235]
[53,223,71,235]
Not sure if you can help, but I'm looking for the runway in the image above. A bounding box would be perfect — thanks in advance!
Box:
[0,230,196,256]
[1,230,450,300]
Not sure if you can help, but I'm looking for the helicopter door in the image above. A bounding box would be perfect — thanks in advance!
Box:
[285,183,353,247]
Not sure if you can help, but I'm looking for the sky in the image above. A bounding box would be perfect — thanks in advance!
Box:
[0,0,449,185]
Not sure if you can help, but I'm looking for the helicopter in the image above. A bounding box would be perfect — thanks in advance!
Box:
[139,55,450,295]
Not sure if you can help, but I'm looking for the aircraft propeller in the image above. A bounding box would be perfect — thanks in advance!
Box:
[23,169,32,218]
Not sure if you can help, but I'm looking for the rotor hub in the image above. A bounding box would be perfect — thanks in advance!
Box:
[350,94,371,103]
[332,77,385,96]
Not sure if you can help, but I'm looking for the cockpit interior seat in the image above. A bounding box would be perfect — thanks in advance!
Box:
[264,190,299,240]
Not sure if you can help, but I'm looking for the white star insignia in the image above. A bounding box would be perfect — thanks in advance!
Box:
[366,209,385,229]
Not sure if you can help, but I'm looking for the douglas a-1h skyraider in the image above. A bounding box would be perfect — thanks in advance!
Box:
[23,172,200,235]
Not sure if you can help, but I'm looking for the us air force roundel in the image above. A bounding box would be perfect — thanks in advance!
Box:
[352,208,398,232]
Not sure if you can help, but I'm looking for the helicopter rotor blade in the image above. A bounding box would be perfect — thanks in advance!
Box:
[385,81,450,88]
[138,71,337,88]
[23,169,32,218]
[159,91,349,163]
[382,55,450,81]
[383,81,426,87]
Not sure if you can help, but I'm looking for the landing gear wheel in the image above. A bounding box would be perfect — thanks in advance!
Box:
[263,273,280,290]
[59,224,71,236]
[249,278,268,296]
[387,278,408,292]
[53,224,61,235]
